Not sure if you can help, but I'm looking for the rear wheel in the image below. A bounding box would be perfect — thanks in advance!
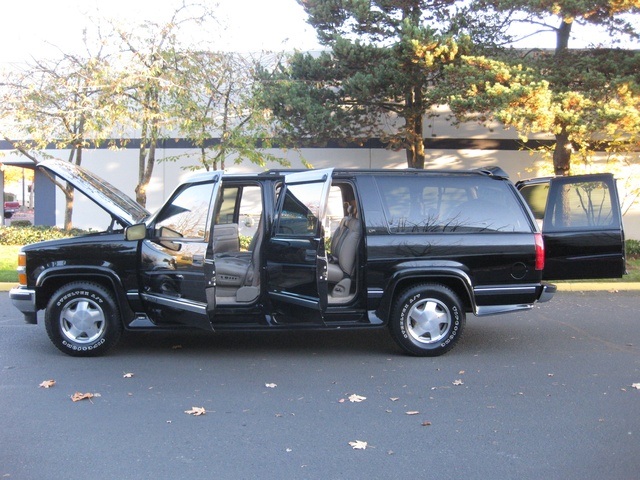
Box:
[389,284,465,356]
[45,282,122,357]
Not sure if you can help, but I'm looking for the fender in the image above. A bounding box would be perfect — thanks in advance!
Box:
[35,266,134,322]
[374,263,476,323]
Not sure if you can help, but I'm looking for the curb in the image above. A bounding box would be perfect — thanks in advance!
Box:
[554,282,640,292]
[1,282,639,293]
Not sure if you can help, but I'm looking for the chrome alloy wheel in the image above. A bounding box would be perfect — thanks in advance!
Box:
[59,298,106,344]
[405,298,451,344]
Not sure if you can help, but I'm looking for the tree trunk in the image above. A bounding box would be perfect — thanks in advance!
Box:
[552,18,573,175]
[135,141,155,208]
[64,185,74,231]
[405,132,425,169]
[553,129,572,176]
[63,146,82,230]
[404,84,426,169]
[556,19,572,54]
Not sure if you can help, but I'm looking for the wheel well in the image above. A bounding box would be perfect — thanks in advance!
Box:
[379,275,474,320]
[36,274,133,322]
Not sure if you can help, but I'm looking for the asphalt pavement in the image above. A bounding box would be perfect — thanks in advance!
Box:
[1,289,640,480]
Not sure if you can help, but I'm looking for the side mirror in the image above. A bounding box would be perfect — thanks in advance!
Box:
[125,223,147,241]
[157,226,183,251]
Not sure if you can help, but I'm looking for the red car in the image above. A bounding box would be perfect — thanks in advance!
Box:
[4,200,19,218]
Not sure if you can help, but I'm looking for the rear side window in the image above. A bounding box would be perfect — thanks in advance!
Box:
[374,175,530,233]
[545,179,616,230]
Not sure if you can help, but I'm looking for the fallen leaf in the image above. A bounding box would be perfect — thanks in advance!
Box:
[632,383,640,390]
[123,373,134,378]
[349,440,368,450]
[338,398,346,403]
[406,411,420,415]
[453,379,464,386]
[348,394,366,403]
[390,397,399,402]
[39,379,56,389]
[421,421,432,426]
[459,370,465,375]
[71,392,94,402]
[184,406,206,416]
[265,383,277,388]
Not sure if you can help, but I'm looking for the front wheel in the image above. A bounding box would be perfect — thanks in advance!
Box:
[45,282,123,357]
[389,284,465,357]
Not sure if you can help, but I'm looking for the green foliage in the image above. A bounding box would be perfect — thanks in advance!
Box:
[260,1,468,169]
[627,239,640,258]
[0,226,86,246]
[9,220,32,228]
[0,245,20,282]
[239,234,252,251]
[175,51,291,172]
[445,47,640,174]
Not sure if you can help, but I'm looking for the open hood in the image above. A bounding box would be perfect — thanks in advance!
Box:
[37,159,149,227]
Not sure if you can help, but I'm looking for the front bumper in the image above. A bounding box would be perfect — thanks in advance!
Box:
[10,286,37,324]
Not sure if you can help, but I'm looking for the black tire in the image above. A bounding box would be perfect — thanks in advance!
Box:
[389,284,465,357]
[45,282,123,357]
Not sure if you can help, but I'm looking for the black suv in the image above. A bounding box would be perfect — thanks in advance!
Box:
[10,160,625,357]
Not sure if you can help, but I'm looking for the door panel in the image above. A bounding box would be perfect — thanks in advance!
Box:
[539,174,625,280]
[139,174,222,329]
[265,169,333,324]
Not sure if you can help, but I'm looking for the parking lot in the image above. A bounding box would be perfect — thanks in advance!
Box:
[1,290,639,480]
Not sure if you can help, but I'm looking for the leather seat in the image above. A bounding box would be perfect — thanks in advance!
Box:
[215,217,263,302]
[327,206,361,297]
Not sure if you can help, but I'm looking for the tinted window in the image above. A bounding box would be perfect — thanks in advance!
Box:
[545,180,615,230]
[155,182,215,239]
[276,182,323,236]
[375,175,529,233]
[518,183,549,220]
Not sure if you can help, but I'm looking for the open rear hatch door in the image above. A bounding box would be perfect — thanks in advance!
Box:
[517,173,626,281]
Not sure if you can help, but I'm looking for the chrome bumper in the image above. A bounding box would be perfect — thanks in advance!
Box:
[538,283,557,303]
[10,286,37,324]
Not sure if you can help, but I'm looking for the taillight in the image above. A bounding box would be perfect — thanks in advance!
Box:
[17,252,27,285]
[534,233,545,271]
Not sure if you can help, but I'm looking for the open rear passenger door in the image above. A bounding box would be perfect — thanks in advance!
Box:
[517,173,626,281]
[265,169,333,324]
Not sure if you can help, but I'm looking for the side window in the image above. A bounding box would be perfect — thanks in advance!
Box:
[212,184,263,253]
[276,182,323,236]
[518,183,549,221]
[376,175,529,233]
[216,187,240,224]
[155,182,215,239]
[545,180,615,230]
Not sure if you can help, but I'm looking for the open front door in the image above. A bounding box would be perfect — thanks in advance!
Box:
[265,169,333,324]
[519,173,625,281]
[138,173,223,330]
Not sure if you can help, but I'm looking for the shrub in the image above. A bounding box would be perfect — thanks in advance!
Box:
[10,220,32,227]
[239,234,252,251]
[0,226,86,246]
[627,239,640,258]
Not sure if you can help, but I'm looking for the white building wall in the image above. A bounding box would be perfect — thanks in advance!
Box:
[55,144,640,239]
